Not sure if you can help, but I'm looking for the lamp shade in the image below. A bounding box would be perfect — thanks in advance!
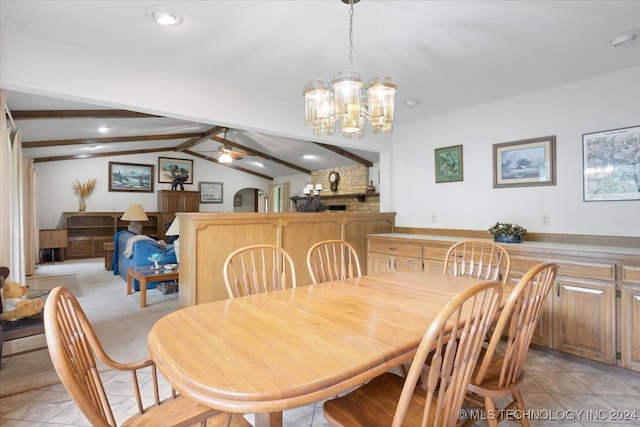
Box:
[121,204,148,221]
[165,217,180,236]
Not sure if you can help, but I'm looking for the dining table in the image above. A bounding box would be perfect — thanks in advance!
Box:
[147,270,509,427]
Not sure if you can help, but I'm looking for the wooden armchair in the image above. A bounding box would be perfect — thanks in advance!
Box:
[323,280,503,427]
[463,262,558,427]
[223,244,297,298]
[44,286,250,427]
[306,239,362,284]
[0,266,46,366]
[443,240,512,285]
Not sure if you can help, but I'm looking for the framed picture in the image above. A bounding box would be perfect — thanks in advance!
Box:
[158,157,193,184]
[234,194,242,207]
[200,181,223,203]
[583,125,640,202]
[108,161,154,192]
[434,145,463,183]
[493,136,556,188]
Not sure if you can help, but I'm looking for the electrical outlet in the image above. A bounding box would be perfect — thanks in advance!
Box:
[541,213,550,226]
[431,214,437,223]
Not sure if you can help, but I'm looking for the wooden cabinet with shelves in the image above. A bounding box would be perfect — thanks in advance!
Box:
[62,212,160,259]
[157,190,200,240]
[367,233,640,371]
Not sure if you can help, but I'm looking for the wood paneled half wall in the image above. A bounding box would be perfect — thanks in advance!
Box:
[177,212,396,306]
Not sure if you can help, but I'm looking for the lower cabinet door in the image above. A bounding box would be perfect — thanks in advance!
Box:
[621,284,640,371]
[553,279,615,364]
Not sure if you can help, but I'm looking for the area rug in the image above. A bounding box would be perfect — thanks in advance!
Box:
[0,259,179,397]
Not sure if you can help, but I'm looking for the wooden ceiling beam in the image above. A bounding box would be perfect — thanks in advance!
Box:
[185,150,274,180]
[175,126,225,151]
[22,132,202,148]
[32,147,171,163]
[312,142,373,168]
[10,109,161,120]
[212,135,311,175]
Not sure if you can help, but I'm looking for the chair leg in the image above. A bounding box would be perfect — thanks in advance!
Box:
[485,396,499,427]
[511,389,529,427]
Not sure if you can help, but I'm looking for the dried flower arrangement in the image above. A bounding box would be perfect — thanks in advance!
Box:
[488,221,527,243]
[72,178,97,211]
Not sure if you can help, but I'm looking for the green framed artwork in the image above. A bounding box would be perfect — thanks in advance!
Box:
[435,145,463,183]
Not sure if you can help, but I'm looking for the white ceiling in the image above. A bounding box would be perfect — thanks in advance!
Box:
[2,1,640,179]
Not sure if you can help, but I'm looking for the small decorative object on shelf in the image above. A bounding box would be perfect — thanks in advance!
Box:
[148,253,165,269]
[366,180,376,193]
[488,222,527,243]
[71,178,97,212]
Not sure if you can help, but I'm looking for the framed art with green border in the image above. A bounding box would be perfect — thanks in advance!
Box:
[435,145,463,183]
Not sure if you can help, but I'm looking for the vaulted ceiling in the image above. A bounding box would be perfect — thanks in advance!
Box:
[2,1,639,180]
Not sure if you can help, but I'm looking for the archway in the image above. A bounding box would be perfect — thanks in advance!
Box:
[233,188,268,212]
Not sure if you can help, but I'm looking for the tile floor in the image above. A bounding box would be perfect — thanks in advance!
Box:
[1,344,639,426]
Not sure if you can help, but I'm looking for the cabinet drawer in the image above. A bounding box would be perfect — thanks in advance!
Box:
[369,241,422,258]
[622,265,640,284]
[511,255,615,281]
[422,245,449,260]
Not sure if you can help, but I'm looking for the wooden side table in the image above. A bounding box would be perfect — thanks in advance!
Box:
[39,229,68,264]
[126,266,179,308]
[103,241,115,271]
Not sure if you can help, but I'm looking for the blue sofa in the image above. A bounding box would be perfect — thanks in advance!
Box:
[112,230,177,291]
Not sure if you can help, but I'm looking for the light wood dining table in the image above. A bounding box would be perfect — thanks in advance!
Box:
[147,271,508,427]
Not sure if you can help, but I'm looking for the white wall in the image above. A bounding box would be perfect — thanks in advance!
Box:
[36,151,271,229]
[391,66,640,237]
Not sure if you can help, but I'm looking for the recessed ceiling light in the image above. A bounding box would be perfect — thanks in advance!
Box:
[404,98,421,107]
[98,126,109,133]
[303,154,317,160]
[610,31,639,47]
[146,5,183,26]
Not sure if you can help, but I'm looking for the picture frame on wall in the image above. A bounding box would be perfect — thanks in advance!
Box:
[158,157,194,184]
[108,161,154,192]
[493,136,556,188]
[434,145,463,183]
[200,181,223,203]
[583,125,640,202]
[234,194,242,207]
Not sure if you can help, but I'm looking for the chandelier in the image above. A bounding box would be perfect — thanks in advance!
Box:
[304,0,397,138]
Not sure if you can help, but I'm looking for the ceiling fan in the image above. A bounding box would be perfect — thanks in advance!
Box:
[204,128,250,163]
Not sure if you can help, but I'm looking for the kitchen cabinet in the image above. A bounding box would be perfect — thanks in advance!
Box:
[367,240,422,273]
[367,233,640,371]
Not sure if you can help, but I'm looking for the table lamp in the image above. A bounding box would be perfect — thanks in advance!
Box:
[121,204,148,235]
[165,216,180,260]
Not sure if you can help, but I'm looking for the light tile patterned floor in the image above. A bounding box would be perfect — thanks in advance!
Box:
[1,344,639,426]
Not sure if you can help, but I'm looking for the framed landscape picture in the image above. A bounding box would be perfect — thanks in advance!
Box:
[200,181,223,203]
[108,162,154,192]
[583,125,640,202]
[434,145,463,183]
[158,157,194,184]
[493,136,556,188]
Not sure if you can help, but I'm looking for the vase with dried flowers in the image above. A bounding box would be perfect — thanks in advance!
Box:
[72,178,97,212]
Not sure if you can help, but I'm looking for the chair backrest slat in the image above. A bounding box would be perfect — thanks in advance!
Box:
[444,240,511,285]
[224,244,297,298]
[306,240,362,285]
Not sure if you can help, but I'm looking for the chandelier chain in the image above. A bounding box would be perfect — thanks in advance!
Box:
[348,0,354,69]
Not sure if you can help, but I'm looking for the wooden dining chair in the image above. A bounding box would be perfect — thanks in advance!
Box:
[306,239,362,284]
[463,262,558,427]
[44,286,250,427]
[443,240,512,285]
[323,280,503,427]
[223,244,297,298]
